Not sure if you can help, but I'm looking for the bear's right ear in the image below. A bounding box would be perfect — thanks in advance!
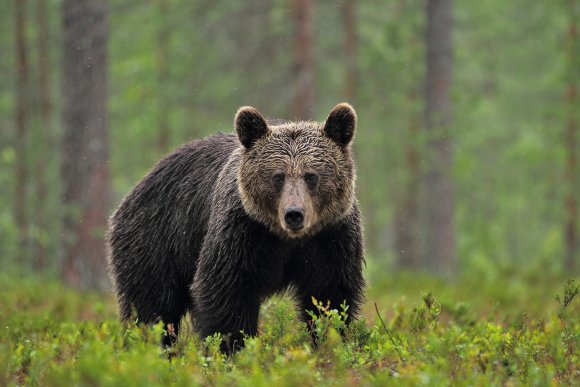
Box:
[235,106,270,149]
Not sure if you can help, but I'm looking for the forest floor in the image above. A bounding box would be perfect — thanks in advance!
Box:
[0,267,578,386]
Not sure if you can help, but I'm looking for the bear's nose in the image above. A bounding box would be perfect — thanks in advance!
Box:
[284,206,304,231]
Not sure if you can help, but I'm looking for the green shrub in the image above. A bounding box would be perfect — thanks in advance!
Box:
[0,274,577,385]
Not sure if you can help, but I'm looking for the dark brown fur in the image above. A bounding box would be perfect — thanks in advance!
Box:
[107,104,365,353]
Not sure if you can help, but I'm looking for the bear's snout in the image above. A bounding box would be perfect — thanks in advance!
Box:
[284,206,305,231]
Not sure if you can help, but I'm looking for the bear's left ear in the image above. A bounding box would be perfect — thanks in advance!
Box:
[235,106,270,149]
[323,103,357,147]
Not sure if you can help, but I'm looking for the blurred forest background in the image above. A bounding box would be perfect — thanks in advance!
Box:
[0,0,578,289]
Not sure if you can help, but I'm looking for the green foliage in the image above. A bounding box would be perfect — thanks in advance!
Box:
[1,274,578,386]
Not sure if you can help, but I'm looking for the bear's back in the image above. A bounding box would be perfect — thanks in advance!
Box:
[108,133,240,285]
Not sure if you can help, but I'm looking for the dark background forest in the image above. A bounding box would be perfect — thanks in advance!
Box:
[0,0,578,286]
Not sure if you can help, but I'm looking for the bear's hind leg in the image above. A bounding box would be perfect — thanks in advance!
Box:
[117,282,190,348]
[153,287,191,348]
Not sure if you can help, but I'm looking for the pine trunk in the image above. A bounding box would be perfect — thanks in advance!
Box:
[395,1,421,270]
[396,90,421,269]
[61,0,110,289]
[156,0,170,154]
[293,0,315,120]
[422,0,456,276]
[342,0,356,102]
[35,0,51,270]
[15,0,29,262]
[565,0,578,272]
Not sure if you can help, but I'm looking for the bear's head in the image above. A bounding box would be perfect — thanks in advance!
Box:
[235,103,357,239]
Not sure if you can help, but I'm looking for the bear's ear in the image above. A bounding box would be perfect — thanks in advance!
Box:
[323,103,357,147]
[235,106,270,149]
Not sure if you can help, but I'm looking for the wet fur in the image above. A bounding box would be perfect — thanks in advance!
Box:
[107,105,365,353]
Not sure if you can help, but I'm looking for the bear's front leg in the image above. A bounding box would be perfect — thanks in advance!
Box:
[296,281,363,345]
[191,274,261,354]
[295,210,365,344]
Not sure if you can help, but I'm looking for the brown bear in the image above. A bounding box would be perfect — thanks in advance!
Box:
[107,103,365,353]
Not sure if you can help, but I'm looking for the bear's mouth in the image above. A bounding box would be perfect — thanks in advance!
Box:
[286,229,307,238]
[282,221,312,238]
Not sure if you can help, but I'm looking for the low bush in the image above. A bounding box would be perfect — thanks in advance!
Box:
[1,273,577,385]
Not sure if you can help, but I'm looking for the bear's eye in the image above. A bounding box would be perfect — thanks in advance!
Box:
[304,173,319,187]
[272,172,285,188]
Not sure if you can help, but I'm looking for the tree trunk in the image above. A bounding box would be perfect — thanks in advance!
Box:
[394,1,422,270]
[156,0,170,154]
[61,0,110,289]
[293,0,315,120]
[395,89,421,269]
[564,0,578,272]
[35,0,51,270]
[342,0,356,102]
[15,0,29,263]
[422,0,456,276]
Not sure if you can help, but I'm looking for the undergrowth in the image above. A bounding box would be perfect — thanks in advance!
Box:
[0,274,578,386]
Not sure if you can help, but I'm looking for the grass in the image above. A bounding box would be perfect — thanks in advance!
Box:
[0,269,578,386]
